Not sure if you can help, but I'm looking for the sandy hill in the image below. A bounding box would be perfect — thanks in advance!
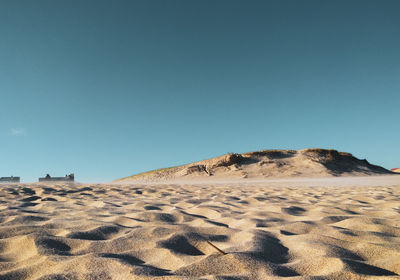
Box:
[118,148,393,182]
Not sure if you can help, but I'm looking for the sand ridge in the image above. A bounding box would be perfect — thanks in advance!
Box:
[0,178,399,279]
[118,149,393,182]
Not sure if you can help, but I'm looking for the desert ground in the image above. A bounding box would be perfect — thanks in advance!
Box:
[0,176,400,279]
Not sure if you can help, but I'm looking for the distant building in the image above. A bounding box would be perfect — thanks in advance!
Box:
[0,176,20,183]
[391,168,400,173]
[39,173,74,182]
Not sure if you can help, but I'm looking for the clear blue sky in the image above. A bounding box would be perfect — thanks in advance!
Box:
[1,0,399,182]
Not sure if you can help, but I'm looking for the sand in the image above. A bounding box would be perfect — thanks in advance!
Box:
[118,149,393,182]
[0,176,400,279]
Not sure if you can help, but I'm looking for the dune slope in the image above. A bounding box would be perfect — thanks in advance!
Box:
[118,148,392,182]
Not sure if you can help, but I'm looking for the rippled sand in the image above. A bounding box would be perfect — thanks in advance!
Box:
[0,177,400,279]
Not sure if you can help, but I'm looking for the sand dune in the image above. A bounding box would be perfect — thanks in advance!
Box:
[118,149,393,183]
[0,176,399,279]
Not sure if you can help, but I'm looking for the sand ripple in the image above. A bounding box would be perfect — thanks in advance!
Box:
[0,181,399,279]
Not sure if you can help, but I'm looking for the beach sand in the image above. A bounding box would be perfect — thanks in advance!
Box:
[0,176,400,279]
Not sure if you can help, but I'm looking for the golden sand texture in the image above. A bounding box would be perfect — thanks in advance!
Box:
[0,179,399,279]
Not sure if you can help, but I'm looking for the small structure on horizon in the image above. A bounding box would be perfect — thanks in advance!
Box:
[39,173,74,182]
[391,168,400,173]
[0,176,20,183]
